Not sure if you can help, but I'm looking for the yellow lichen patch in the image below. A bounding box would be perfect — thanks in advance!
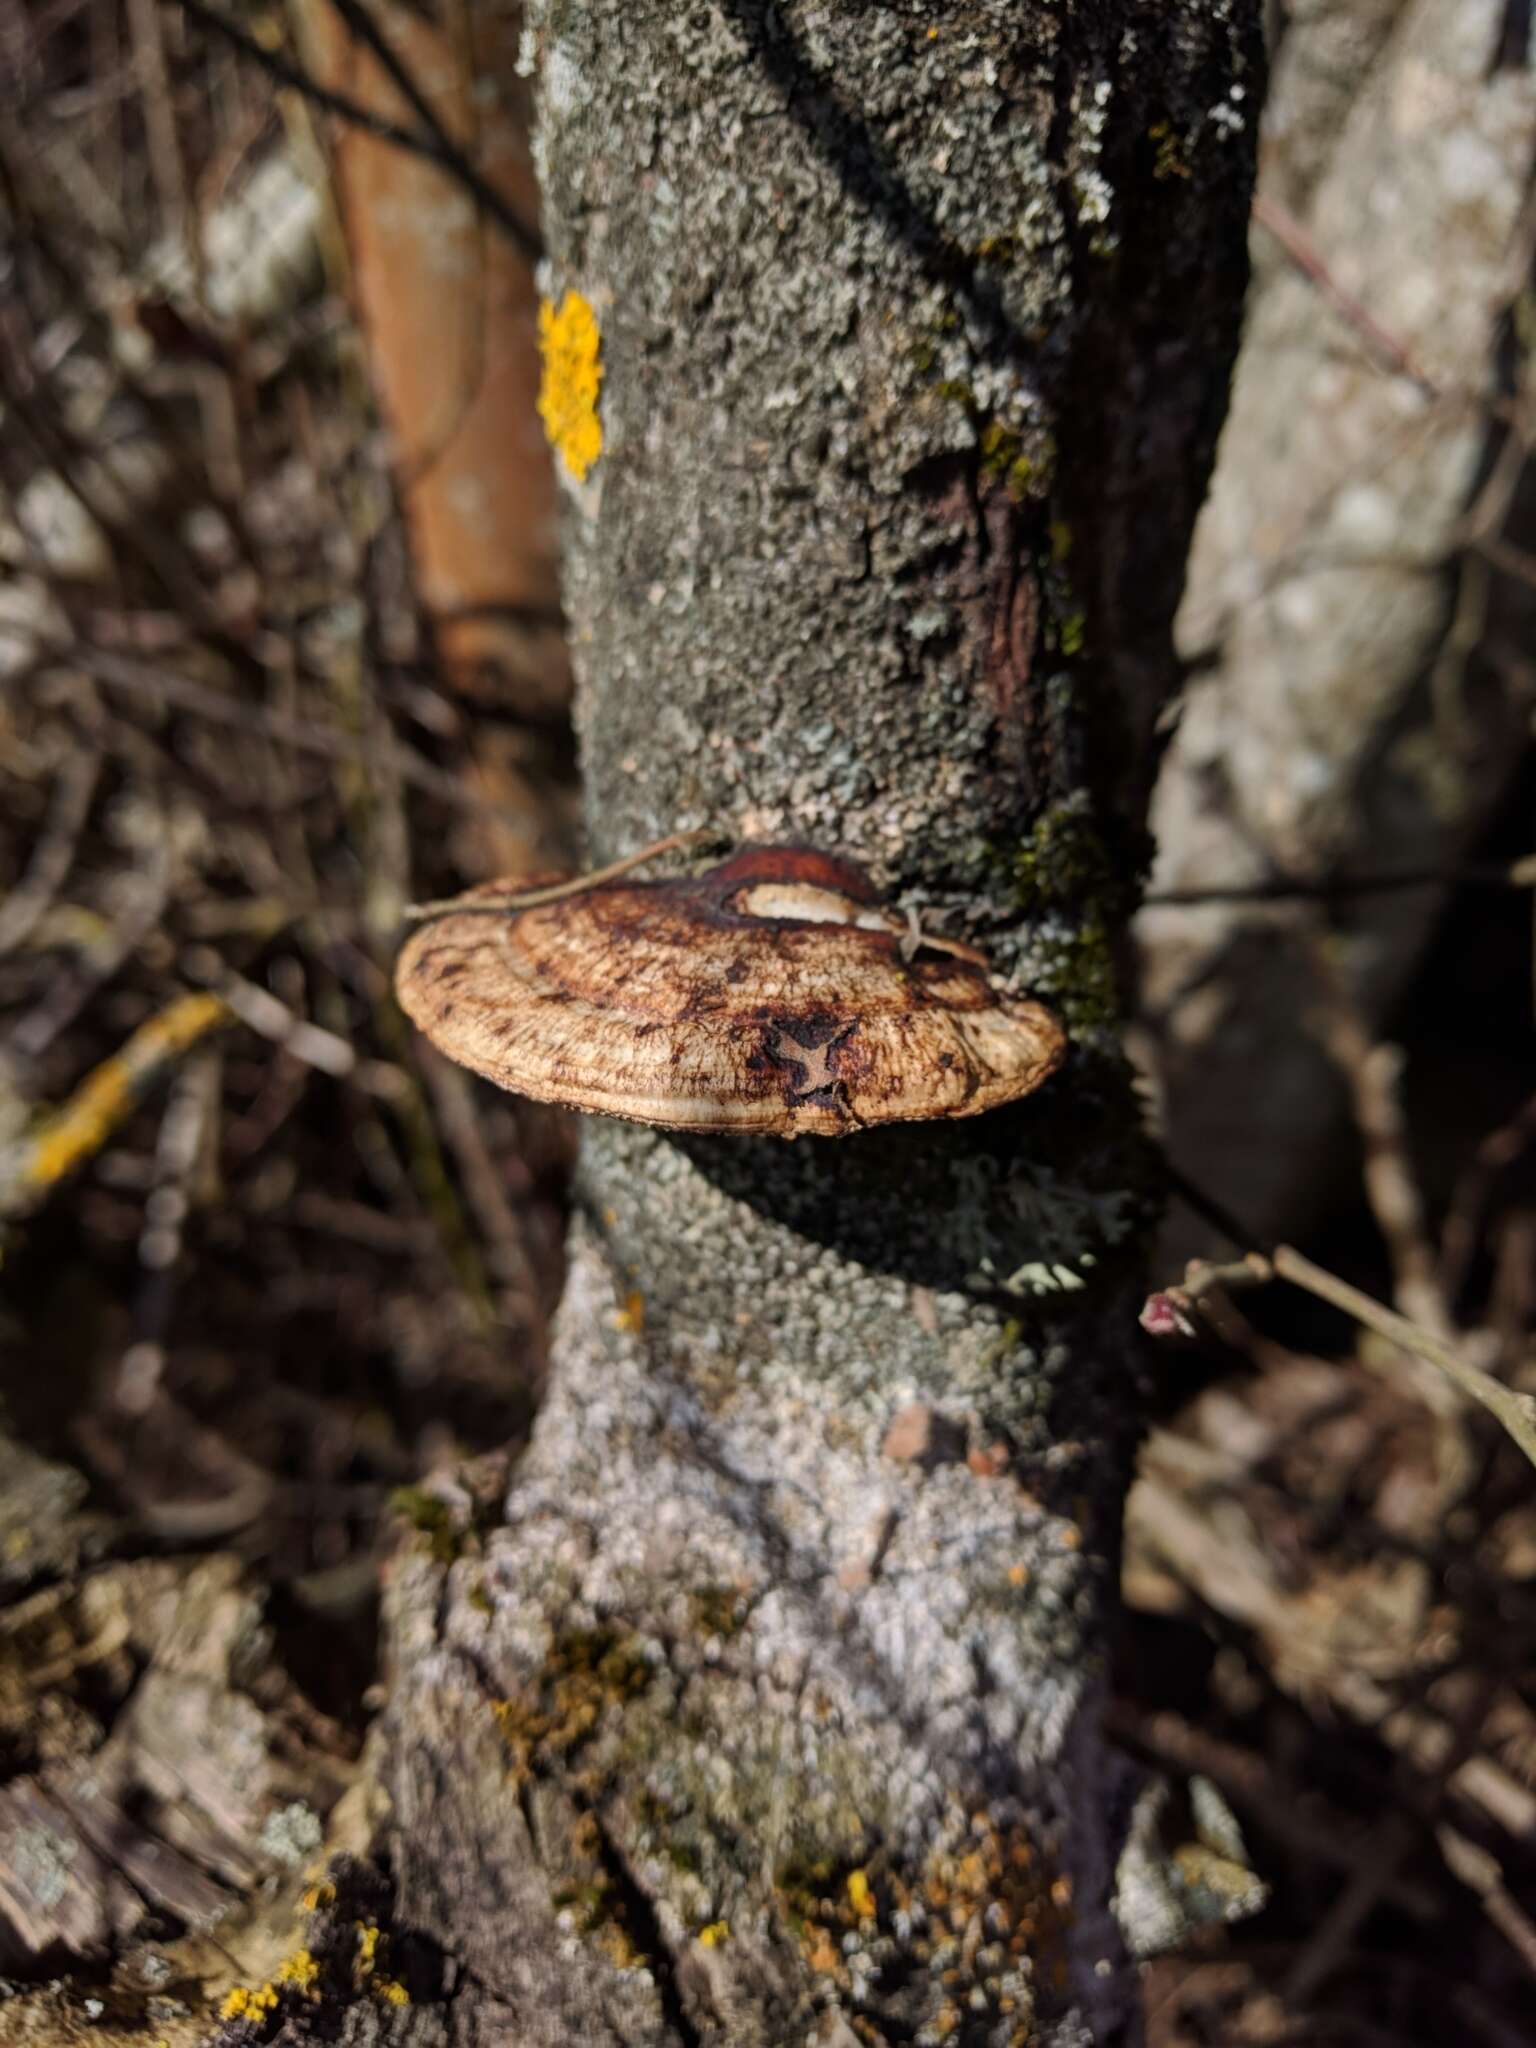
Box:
[217,1947,321,2020]
[538,290,604,481]
[219,1983,279,2021]
[275,1947,321,1992]
[354,1919,414,2001]
[846,1868,875,1919]
[302,1880,336,1912]
[612,1288,645,1334]
[698,1920,730,1948]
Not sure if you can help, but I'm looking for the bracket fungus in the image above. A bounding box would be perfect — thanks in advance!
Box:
[394,846,1066,1138]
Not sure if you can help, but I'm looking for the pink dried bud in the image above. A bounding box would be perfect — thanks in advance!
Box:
[1140,1290,1198,1341]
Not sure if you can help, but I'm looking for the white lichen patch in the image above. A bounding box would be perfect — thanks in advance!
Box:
[259,1800,322,1868]
[14,1824,77,1910]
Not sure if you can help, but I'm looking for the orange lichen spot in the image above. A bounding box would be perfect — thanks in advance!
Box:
[1056,1524,1082,1550]
[698,1919,730,1948]
[920,1813,1073,2003]
[302,1880,336,1911]
[1007,1562,1030,1586]
[846,1868,875,1919]
[1050,1875,1074,1908]
[613,1289,645,1334]
[804,1924,841,1973]
[537,290,603,481]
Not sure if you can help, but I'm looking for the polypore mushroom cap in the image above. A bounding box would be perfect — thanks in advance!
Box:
[394,846,1066,1138]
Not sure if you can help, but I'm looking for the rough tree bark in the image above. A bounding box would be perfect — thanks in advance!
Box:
[376,8,1260,2046]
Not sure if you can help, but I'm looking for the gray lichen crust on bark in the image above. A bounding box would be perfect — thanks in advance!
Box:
[379,7,1260,2046]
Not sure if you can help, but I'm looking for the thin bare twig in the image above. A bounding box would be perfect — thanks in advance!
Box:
[126,0,193,265]
[1285,1814,1419,2006]
[402,828,731,921]
[1437,1825,1536,1985]
[181,946,359,1080]
[1307,960,1452,1340]
[115,1043,221,1416]
[169,0,542,262]
[417,1049,541,1333]
[1253,191,1439,397]
[1160,1245,1536,1473]
[0,746,101,958]
[12,634,539,828]
[1441,1091,1536,1303]
[1143,854,1536,908]
[7,819,179,1063]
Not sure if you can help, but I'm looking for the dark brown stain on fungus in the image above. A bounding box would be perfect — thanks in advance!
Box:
[764,1020,857,1104]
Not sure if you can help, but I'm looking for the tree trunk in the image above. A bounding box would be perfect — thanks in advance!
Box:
[379,7,1260,2044]
[292,0,576,885]
[294,0,570,726]
[1138,0,1536,1263]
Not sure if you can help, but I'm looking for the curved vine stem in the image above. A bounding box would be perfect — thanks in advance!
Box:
[402,828,731,924]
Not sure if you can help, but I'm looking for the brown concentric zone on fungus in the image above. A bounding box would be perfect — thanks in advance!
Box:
[394,845,1066,1138]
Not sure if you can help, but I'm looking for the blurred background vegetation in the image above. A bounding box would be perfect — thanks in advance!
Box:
[2,3,1536,2043]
